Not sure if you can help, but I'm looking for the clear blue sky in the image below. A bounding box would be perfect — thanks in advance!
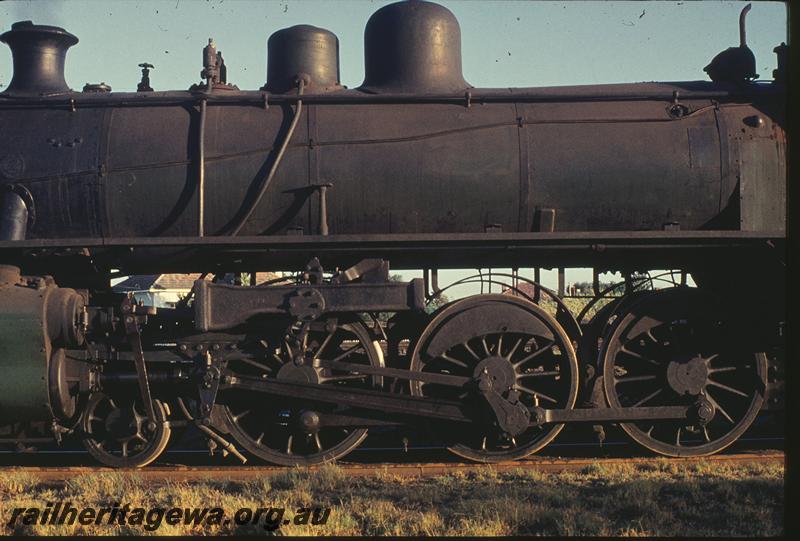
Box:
[1,1,787,291]
[1,1,786,91]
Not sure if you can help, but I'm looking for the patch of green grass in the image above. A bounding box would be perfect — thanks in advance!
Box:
[0,459,783,536]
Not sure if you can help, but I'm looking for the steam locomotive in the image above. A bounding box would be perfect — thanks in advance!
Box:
[0,0,785,466]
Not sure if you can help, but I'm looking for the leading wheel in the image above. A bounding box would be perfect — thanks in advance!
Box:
[410,294,579,462]
[602,288,767,457]
[81,393,171,468]
[222,318,383,466]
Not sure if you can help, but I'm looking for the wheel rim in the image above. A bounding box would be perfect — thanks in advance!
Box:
[602,288,766,457]
[410,294,579,462]
[81,393,170,468]
[222,319,382,466]
[577,291,652,391]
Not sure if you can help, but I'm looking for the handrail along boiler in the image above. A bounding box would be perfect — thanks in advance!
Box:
[0,1,786,466]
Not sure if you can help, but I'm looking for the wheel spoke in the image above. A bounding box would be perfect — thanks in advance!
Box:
[496,334,503,357]
[632,388,662,407]
[121,440,128,458]
[703,426,711,442]
[481,337,491,357]
[706,379,749,398]
[615,374,657,384]
[440,353,469,369]
[505,337,523,361]
[330,343,364,363]
[708,366,737,375]
[463,342,482,361]
[675,426,682,446]
[286,434,294,454]
[314,433,323,452]
[256,432,265,445]
[703,392,734,424]
[517,370,560,378]
[620,346,660,367]
[512,342,553,369]
[513,384,558,404]
[132,404,145,424]
[232,409,251,423]
[239,357,273,373]
[314,331,336,359]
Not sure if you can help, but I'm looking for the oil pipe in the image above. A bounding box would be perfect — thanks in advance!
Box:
[229,76,306,236]
[198,98,207,237]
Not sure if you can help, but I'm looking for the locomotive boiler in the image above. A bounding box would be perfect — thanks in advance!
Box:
[0,1,786,466]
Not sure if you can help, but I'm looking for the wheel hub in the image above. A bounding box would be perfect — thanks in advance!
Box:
[297,410,321,432]
[666,355,708,396]
[276,363,321,384]
[473,356,516,393]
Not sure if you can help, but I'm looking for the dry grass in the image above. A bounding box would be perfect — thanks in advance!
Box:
[0,460,783,536]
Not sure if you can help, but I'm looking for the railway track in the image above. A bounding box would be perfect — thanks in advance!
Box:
[2,450,783,483]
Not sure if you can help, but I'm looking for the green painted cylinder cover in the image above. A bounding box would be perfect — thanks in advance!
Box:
[0,266,84,423]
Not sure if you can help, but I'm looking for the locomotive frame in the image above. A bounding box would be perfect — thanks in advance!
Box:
[0,0,787,467]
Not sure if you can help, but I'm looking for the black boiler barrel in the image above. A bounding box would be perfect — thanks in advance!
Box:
[0,90,759,241]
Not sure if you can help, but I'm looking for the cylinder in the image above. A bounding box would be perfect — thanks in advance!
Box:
[0,21,78,97]
[0,278,85,423]
[361,0,470,93]
[265,25,341,94]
